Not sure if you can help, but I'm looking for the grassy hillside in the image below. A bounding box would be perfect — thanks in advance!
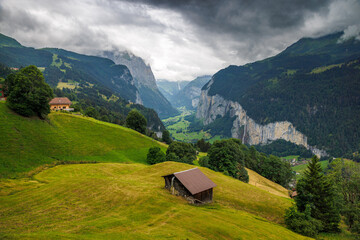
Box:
[0,102,166,178]
[0,162,308,239]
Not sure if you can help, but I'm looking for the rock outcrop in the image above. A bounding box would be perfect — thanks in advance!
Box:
[196,79,327,157]
[100,51,177,118]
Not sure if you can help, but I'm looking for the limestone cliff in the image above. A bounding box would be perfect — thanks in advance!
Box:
[196,79,327,157]
[100,51,177,118]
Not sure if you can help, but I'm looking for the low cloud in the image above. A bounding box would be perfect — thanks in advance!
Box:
[0,0,359,80]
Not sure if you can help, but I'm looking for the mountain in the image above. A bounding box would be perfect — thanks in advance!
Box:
[171,75,211,109]
[101,51,178,118]
[197,32,360,157]
[156,79,190,103]
[0,33,165,131]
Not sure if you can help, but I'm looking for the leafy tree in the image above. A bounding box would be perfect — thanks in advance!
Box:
[328,159,360,233]
[285,205,323,237]
[162,129,172,144]
[125,109,147,134]
[166,152,180,162]
[199,156,210,168]
[146,147,165,165]
[85,106,99,119]
[207,139,248,183]
[196,138,211,152]
[166,141,196,164]
[5,65,53,119]
[295,156,340,233]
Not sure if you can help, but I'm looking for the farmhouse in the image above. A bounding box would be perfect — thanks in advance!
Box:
[162,168,216,204]
[49,97,74,111]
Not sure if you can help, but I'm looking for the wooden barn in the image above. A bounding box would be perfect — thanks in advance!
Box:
[162,168,216,204]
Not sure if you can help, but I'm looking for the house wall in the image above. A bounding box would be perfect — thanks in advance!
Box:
[51,104,70,110]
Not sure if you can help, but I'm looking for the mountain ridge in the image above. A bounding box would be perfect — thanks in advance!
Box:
[197,31,360,156]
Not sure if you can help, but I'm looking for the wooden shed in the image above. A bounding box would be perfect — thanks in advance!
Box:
[162,168,216,204]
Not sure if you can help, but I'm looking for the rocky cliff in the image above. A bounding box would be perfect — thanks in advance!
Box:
[172,75,211,109]
[196,79,327,157]
[100,51,177,118]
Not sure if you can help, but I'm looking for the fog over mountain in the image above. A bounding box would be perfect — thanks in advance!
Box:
[0,0,359,80]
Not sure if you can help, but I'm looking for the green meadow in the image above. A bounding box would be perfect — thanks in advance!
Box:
[0,102,166,178]
[0,162,309,240]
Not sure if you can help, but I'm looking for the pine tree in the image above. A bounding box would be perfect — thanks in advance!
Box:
[295,156,340,232]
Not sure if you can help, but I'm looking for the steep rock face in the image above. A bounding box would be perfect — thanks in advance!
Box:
[100,51,177,118]
[196,80,326,157]
[172,75,211,109]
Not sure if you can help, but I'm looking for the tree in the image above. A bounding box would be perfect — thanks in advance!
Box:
[162,129,172,144]
[5,65,53,119]
[146,147,166,165]
[125,109,147,134]
[196,138,211,152]
[295,156,340,233]
[166,141,196,164]
[284,205,323,237]
[85,106,99,118]
[207,139,248,183]
[328,159,360,233]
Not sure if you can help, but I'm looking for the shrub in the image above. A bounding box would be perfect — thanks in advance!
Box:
[146,147,165,165]
[285,205,323,237]
[199,156,210,168]
[166,141,196,164]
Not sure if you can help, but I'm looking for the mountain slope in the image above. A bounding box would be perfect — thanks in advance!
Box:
[157,79,189,103]
[0,102,165,178]
[101,51,178,118]
[197,32,360,156]
[0,33,166,131]
[0,162,308,239]
[171,75,211,109]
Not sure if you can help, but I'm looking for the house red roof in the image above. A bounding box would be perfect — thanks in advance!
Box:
[163,168,216,195]
[49,97,72,105]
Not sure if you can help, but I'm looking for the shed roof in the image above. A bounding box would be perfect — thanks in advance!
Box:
[163,168,216,195]
[49,97,72,105]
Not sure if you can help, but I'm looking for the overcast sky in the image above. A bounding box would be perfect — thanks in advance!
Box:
[0,0,360,81]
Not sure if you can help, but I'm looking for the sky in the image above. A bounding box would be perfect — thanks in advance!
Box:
[0,0,360,81]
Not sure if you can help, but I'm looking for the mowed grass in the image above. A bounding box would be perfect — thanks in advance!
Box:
[0,103,166,178]
[292,160,329,180]
[0,162,309,240]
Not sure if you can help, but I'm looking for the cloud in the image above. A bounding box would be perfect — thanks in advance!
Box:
[0,0,359,80]
[339,25,360,42]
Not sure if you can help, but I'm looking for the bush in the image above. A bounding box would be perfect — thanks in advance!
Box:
[146,147,165,165]
[166,141,196,164]
[285,205,323,237]
[199,156,210,168]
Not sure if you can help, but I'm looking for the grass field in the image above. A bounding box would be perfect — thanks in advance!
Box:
[0,162,309,240]
[0,102,166,178]
[162,109,222,143]
[292,160,329,180]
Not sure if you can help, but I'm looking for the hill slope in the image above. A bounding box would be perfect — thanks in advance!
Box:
[0,102,165,178]
[0,162,308,239]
